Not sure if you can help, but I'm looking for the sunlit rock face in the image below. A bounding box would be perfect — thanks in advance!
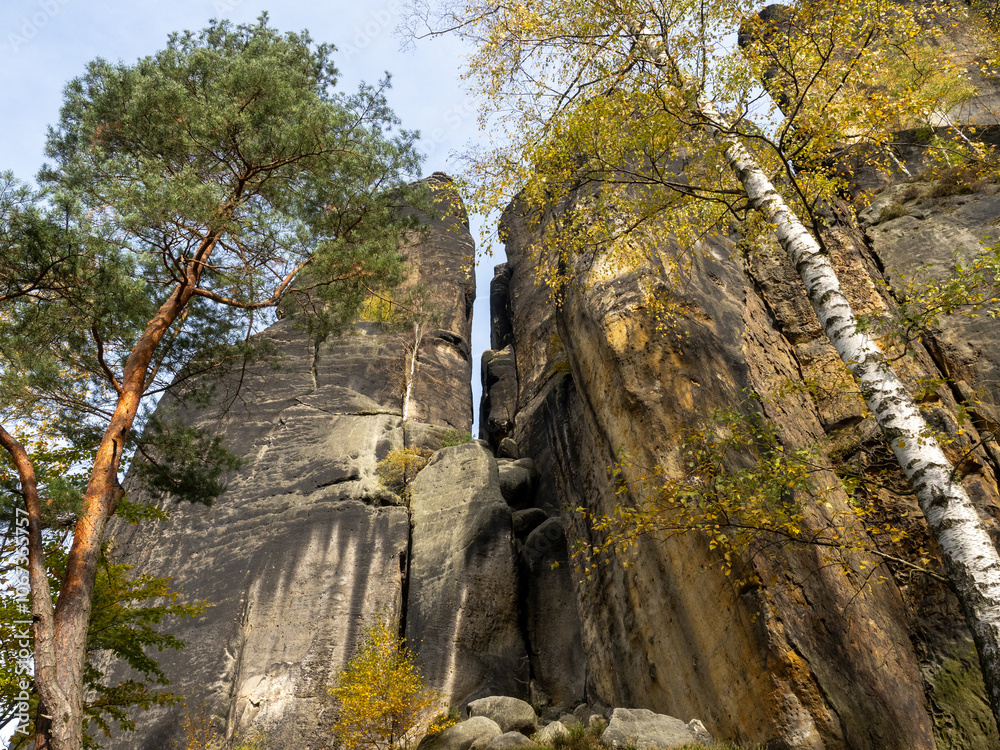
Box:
[101,174,485,749]
[484,164,1000,746]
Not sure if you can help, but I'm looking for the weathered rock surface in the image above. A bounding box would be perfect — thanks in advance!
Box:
[104,324,416,749]
[419,716,504,750]
[479,732,538,750]
[686,719,713,746]
[497,457,540,509]
[487,157,1000,747]
[407,442,529,707]
[602,708,708,750]
[100,175,480,749]
[512,508,548,539]
[439,702,712,750]
[467,696,538,736]
[520,519,586,707]
[864,185,1000,436]
[572,703,602,726]
[481,345,519,451]
[535,720,571,743]
[491,263,516,351]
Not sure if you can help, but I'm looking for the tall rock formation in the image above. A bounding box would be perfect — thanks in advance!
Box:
[99,174,549,749]
[482,143,1000,748]
[95,42,1000,748]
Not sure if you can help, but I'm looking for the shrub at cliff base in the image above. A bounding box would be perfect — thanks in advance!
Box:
[329,617,454,750]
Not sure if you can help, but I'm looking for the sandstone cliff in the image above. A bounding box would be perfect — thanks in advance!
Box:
[98,103,1000,750]
[481,140,1000,748]
[98,174,577,749]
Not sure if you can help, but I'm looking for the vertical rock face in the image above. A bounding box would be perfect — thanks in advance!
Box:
[406,441,528,707]
[102,174,491,749]
[484,170,1000,747]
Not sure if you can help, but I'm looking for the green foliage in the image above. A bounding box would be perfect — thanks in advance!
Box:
[81,556,207,745]
[376,447,433,502]
[547,722,607,750]
[573,404,825,583]
[131,413,243,507]
[0,542,205,748]
[0,429,93,530]
[0,17,425,743]
[439,430,472,448]
[0,174,86,308]
[0,11,423,482]
[927,639,1000,749]
[328,617,450,750]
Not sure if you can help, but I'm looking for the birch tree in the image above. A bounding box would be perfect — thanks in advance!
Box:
[407,0,1000,732]
[0,15,422,750]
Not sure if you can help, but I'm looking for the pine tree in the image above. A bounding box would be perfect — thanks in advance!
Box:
[0,14,423,749]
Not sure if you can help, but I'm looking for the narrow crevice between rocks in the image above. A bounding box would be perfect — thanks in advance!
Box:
[314,472,360,489]
[399,516,412,642]
[309,336,321,392]
[224,588,255,739]
[513,486,538,710]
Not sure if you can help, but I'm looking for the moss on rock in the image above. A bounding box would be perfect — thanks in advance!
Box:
[927,639,999,750]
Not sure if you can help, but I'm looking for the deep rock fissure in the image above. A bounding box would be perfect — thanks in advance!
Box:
[399,517,412,642]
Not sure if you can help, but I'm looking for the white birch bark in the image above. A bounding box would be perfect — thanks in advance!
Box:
[402,321,422,421]
[628,21,1000,729]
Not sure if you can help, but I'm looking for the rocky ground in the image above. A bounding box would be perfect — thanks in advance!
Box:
[419,696,716,750]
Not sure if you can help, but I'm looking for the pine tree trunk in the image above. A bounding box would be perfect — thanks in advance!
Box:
[34,699,52,750]
[10,233,221,750]
[627,22,1000,733]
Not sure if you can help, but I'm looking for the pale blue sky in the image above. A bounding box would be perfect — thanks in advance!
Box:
[0,0,495,431]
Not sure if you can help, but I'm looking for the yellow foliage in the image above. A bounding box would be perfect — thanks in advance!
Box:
[179,702,221,750]
[572,405,826,585]
[573,398,945,586]
[431,0,982,306]
[376,447,433,502]
[329,617,451,750]
[359,294,408,325]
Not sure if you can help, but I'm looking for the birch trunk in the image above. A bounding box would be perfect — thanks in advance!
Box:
[402,321,422,421]
[628,22,1000,731]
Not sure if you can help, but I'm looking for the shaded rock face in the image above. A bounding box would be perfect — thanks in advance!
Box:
[406,441,528,707]
[519,518,586,707]
[101,175,497,749]
[105,328,415,750]
[486,172,1000,747]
